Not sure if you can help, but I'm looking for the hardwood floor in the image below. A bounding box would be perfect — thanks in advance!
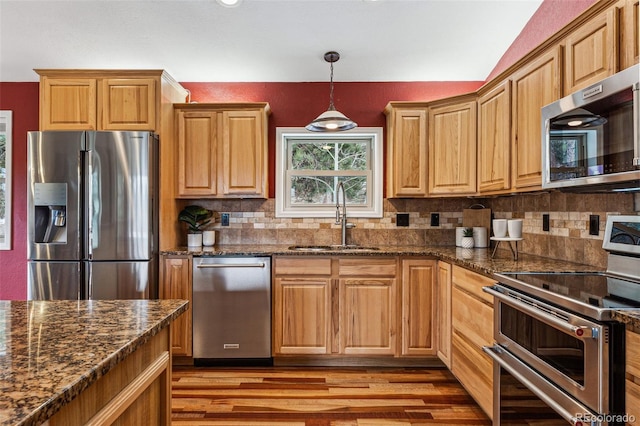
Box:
[171,366,491,425]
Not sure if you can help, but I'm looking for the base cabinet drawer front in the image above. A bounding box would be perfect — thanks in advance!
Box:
[273,277,331,355]
[338,257,397,277]
[627,330,640,425]
[451,332,493,420]
[274,256,332,276]
[451,285,494,349]
[451,265,496,305]
[340,277,397,355]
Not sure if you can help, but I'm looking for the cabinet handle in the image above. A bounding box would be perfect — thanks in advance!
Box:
[196,263,266,269]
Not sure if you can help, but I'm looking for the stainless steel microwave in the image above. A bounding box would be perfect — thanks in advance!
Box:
[541,64,639,191]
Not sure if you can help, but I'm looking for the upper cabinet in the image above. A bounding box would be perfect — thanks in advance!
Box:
[563,8,616,95]
[384,103,429,198]
[174,103,270,199]
[428,95,477,196]
[35,70,187,133]
[477,80,512,194]
[511,47,561,190]
[620,0,639,69]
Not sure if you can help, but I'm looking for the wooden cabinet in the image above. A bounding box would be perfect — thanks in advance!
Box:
[49,326,171,425]
[273,256,436,359]
[272,257,332,355]
[511,47,561,190]
[174,103,270,198]
[35,70,184,132]
[339,258,397,355]
[450,265,496,419]
[563,8,617,94]
[399,259,437,357]
[384,103,429,197]
[436,261,452,367]
[627,330,640,425]
[477,80,512,194]
[428,96,477,195]
[619,0,639,69]
[159,255,192,357]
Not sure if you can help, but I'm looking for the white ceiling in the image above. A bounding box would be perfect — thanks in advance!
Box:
[0,0,543,83]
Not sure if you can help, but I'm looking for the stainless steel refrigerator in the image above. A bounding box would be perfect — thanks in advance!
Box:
[27,131,158,300]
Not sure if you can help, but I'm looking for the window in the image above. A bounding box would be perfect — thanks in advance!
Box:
[276,127,383,218]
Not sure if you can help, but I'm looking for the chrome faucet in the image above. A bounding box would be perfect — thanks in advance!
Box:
[335,182,355,246]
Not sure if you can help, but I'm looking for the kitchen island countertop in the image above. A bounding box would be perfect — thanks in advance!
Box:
[0,299,188,426]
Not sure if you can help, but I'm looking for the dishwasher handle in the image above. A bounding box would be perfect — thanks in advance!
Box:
[196,262,267,269]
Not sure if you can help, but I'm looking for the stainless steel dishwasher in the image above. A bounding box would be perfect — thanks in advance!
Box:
[192,256,271,364]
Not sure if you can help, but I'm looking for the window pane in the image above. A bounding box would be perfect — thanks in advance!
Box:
[290,176,367,205]
[291,141,368,171]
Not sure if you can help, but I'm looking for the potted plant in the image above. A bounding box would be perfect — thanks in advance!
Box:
[178,205,213,247]
[461,227,475,249]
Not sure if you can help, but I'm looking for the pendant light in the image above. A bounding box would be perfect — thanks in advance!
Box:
[306,51,357,132]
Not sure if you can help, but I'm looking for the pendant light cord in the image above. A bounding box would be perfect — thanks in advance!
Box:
[328,60,335,111]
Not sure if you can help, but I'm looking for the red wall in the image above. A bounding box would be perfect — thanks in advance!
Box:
[0,82,38,300]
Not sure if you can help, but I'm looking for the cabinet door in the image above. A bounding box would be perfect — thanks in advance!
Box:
[40,77,97,130]
[221,110,267,197]
[627,330,640,425]
[273,277,331,355]
[159,256,192,357]
[400,259,437,356]
[564,8,616,95]
[478,81,512,194]
[339,277,397,355]
[620,0,639,69]
[386,108,428,197]
[436,261,452,367]
[428,99,477,195]
[511,48,561,190]
[176,110,218,197]
[100,78,156,130]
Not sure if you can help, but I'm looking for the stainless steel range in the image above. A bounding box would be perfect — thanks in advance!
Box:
[483,215,640,426]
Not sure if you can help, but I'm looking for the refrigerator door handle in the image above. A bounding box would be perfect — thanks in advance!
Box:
[84,150,103,259]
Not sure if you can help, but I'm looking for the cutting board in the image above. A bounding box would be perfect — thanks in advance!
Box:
[462,207,492,230]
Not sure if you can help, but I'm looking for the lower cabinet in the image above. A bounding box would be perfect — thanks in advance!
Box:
[272,256,436,358]
[436,261,452,367]
[159,255,192,357]
[450,265,496,420]
[626,330,640,425]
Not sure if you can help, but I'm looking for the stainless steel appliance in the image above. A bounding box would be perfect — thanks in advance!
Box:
[484,214,640,425]
[192,256,271,363]
[541,64,639,191]
[27,131,158,300]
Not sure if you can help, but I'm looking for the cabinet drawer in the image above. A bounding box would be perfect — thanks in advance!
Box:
[451,332,493,419]
[338,258,397,276]
[274,257,332,276]
[452,285,494,349]
[452,265,496,304]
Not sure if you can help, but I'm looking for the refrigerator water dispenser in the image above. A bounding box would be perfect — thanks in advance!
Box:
[33,182,67,244]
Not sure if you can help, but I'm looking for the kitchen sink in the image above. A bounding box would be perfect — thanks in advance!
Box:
[288,245,380,252]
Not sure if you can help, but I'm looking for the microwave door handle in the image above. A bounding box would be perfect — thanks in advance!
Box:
[634,82,639,167]
[483,286,597,339]
[483,345,596,426]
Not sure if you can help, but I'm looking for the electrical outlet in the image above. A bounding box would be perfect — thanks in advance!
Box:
[430,213,440,227]
[221,213,230,226]
[396,213,409,227]
[542,214,550,232]
[589,215,599,235]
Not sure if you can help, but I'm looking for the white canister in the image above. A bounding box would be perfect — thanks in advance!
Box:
[187,233,203,247]
[473,227,488,248]
[492,219,508,238]
[202,230,216,246]
[455,227,466,247]
[508,219,523,238]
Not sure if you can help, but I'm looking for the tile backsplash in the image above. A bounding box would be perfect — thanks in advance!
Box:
[187,192,639,268]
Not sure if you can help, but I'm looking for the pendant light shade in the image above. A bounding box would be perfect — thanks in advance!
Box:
[306,51,357,132]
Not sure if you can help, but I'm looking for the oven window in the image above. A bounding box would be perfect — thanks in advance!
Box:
[501,303,585,385]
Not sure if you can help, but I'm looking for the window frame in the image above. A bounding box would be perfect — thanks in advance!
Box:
[275,127,383,218]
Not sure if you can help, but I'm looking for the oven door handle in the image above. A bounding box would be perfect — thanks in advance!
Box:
[483,286,597,339]
[483,345,599,426]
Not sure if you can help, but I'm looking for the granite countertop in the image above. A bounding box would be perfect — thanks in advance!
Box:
[163,244,640,330]
[163,244,605,275]
[0,299,188,426]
